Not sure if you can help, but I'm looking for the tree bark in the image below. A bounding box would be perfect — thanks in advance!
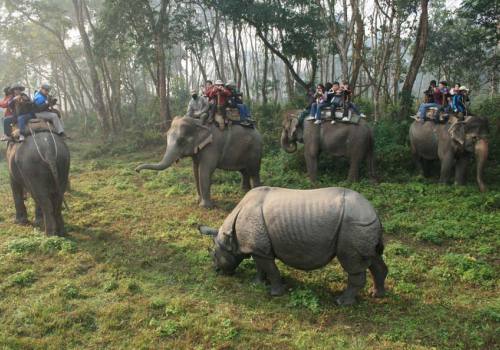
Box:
[400,0,429,117]
[72,0,110,136]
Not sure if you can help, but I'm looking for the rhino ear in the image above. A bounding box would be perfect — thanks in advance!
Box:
[218,206,241,253]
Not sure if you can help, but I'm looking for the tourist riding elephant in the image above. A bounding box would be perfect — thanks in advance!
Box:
[7,129,70,236]
[135,116,262,208]
[281,111,376,182]
[409,115,489,192]
[199,186,388,306]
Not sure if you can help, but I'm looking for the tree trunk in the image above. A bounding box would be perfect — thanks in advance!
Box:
[262,45,269,104]
[400,0,429,118]
[72,0,110,136]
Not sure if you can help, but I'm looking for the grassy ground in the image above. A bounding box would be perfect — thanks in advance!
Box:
[0,135,498,350]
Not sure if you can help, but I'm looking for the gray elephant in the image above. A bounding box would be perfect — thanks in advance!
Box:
[7,127,70,236]
[136,117,262,208]
[409,115,489,191]
[281,111,376,182]
[199,186,388,306]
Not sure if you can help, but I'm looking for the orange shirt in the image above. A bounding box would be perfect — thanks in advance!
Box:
[0,96,13,117]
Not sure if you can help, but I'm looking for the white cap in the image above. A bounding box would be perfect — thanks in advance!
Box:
[214,79,224,85]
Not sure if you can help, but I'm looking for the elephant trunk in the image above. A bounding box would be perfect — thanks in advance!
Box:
[475,138,488,192]
[281,129,297,153]
[135,145,179,172]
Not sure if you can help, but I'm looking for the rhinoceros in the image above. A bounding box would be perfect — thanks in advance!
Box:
[199,186,388,305]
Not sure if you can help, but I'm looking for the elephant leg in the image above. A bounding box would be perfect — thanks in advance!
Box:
[250,172,261,188]
[367,149,377,181]
[422,159,432,178]
[347,157,361,182]
[336,271,366,306]
[454,156,468,186]
[198,162,216,208]
[34,191,57,236]
[192,158,201,202]
[10,178,28,225]
[412,152,424,176]
[253,256,285,296]
[34,204,44,228]
[53,196,65,236]
[305,154,318,183]
[240,170,251,192]
[439,154,455,184]
[368,254,388,298]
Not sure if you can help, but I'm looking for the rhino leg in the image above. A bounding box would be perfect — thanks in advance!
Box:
[368,254,388,298]
[253,256,285,296]
[253,263,268,285]
[336,271,366,306]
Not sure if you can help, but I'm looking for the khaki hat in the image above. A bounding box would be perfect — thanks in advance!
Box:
[214,79,224,85]
[459,86,469,91]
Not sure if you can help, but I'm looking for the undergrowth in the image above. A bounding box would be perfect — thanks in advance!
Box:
[0,115,498,349]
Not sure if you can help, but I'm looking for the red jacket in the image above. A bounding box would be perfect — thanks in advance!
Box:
[206,86,232,106]
[0,96,13,117]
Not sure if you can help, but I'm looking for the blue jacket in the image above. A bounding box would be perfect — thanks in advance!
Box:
[33,91,48,106]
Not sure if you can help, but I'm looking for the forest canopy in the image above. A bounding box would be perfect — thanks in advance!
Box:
[0,0,497,135]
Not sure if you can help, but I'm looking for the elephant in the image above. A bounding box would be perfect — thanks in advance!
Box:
[199,186,388,306]
[409,115,489,192]
[6,126,70,236]
[281,111,376,182]
[136,116,262,208]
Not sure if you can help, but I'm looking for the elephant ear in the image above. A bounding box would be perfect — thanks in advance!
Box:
[450,122,466,146]
[216,204,242,253]
[192,122,213,154]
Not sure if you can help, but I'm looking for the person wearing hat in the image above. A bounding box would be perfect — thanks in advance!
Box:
[206,79,232,120]
[186,88,209,123]
[451,86,469,119]
[3,84,34,141]
[0,86,15,141]
[33,83,65,137]
[226,81,253,125]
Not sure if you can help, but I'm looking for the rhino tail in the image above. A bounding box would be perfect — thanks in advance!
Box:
[375,222,384,255]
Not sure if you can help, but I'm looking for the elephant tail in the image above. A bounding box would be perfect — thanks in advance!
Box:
[367,131,377,179]
[47,156,67,210]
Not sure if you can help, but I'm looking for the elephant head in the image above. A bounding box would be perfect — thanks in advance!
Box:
[450,116,489,192]
[280,111,302,153]
[135,117,213,172]
[199,225,244,275]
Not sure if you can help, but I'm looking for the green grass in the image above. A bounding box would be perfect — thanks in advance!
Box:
[0,136,498,350]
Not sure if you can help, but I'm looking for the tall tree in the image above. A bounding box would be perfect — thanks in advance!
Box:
[400,0,429,117]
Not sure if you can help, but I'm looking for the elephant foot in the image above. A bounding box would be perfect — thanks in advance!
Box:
[199,200,214,209]
[15,217,29,226]
[371,288,385,298]
[270,283,286,296]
